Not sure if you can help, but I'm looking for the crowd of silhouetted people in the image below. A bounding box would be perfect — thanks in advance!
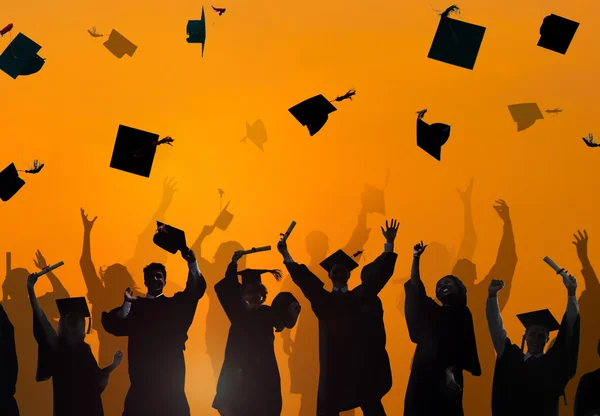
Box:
[1,188,600,416]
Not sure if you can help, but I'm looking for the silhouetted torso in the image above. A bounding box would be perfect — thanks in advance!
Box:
[102,287,204,416]
[0,302,18,416]
[574,368,600,416]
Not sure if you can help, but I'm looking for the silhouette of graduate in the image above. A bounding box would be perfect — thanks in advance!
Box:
[277,219,398,416]
[0,300,18,416]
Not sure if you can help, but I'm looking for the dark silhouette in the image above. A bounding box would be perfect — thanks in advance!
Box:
[574,340,600,416]
[457,200,517,416]
[0,300,18,415]
[537,14,580,55]
[404,241,481,416]
[2,250,69,415]
[186,7,206,56]
[190,224,246,382]
[280,209,372,416]
[563,230,600,416]
[80,208,138,416]
[212,254,300,415]
[487,272,580,416]
[28,273,122,416]
[507,103,544,132]
[103,30,137,59]
[101,248,206,416]
[277,219,398,415]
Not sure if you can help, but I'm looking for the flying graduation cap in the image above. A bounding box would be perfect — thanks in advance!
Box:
[153,222,187,254]
[416,110,451,161]
[56,297,93,334]
[214,201,234,230]
[537,14,579,55]
[187,6,207,56]
[0,160,44,202]
[0,33,46,79]
[288,89,356,136]
[109,125,174,178]
[103,30,137,59]
[507,103,544,132]
[362,170,390,215]
[241,120,268,151]
[320,249,360,274]
[427,6,486,70]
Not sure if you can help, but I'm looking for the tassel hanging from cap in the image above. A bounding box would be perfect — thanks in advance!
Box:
[133,136,174,158]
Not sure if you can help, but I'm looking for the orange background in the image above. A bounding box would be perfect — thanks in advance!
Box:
[1,0,600,414]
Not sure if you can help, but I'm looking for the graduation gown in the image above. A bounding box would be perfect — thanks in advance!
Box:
[101,283,205,416]
[212,263,298,415]
[0,302,18,416]
[404,280,481,416]
[575,369,600,416]
[285,251,397,413]
[491,313,580,416]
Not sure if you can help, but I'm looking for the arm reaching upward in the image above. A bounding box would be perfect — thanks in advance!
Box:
[79,209,104,301]
[486,279,508,358]
[456,178,477,261]
[34,250,69,300]
[181,249,207,298]
[27,273,58,350]
[573,230,600,293]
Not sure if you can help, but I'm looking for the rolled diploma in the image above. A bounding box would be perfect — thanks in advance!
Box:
[241,246,271,255]
[281,221,297,242]
[33,261,65,278]
[543,256,566,276]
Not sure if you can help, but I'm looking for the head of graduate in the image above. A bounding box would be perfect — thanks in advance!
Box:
[56,297,92,345]
[238,269,282,310]
[143,263,167,297]
[517,309,560,355]
[435,274,468,306]
[320,250,359,290]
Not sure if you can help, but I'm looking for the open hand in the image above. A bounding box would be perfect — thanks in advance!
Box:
[124,288,137,303]
[161,177,178,205]
[413,241,427,257]
[33,250,47,270]
[493,200,510,222]
[381,219,399,243]
[181,248,196,263]
[488,279,504,297]
[573,230,589,260]
[113,350,124,366]
[80,208,98,232]
[457,178,474,204]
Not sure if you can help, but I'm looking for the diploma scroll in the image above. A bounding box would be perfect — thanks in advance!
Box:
[543,256,567,277]
[33,261,65,278]
[241,246,271,255]
[280,221,297,242]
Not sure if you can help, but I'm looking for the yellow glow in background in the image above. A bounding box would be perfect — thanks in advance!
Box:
[1,0,600,414]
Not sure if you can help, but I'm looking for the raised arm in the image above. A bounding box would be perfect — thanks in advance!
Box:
[486,279,508,359]
[101,289,136,336]
[481,200,517,311]
[456,178,477,262]
[560,270,579,341]
[214,254,245,322]
[79,209,105,301]
[573,230,600,293]
[359,219,399,298]
[99,350,123,392]
[33,250,68,300]
[27,273,58,349]
[181,248,207,299]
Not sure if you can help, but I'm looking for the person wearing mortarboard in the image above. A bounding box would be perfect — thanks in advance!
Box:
[277,219,399,416]
[486,270,580,416]
[0,300,18,415]
[403,241,481,416]
[101,224,206,416]
[574,339,600,416]
[212,251,301,415]
[27,271,123,416]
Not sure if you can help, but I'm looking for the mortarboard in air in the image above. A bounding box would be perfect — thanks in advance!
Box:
[507,103,544,132]
[103,30,137,59]
[416,112,451,161]
[320,249,359,274]
[214,201,234,230]
[538,14,579,55]
[153,222,187,254]
[110,125,165,178]
[187,6,207,57]
[241,120,268,151]
[428,13,486,70]
[0,163,25,202]
[517,309,561,332]
[56,297,92,333]
[289,95,337,136]
[0,33,45,79]
[361,184,386,215]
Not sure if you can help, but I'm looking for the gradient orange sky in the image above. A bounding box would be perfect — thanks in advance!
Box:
[1,0,600,414]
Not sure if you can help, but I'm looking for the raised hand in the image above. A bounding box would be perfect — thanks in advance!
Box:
[113,350,124,366]
[27,273,39,290]
[181,248,196,263]
[80,208,98,232]
[288,302,301,318]
[161,177,178,206]
[572,230,589,260]
[33,249,47,270]
[124,288,137,303]
[232,250,244,263]
[413,241,427,257]
[488,279,505,297]
[381,219,400,243]
[277,240,288,254]
[457,178,474,204]
[559,270,578,295]
[493,199,510,222]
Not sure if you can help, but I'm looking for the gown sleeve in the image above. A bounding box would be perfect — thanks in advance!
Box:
[455,306,481,376]
[404,279,438,344]
[284,262,328,316]
[358,251,398,299]
[33,309,55,382]
[214,262,245,324]
[547,311,581,393]
[101,306,131,337]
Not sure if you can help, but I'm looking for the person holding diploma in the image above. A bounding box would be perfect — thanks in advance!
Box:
[101,227,206,416]
[212,250,301,415]
[487,272,580,416]
[28,271,123,416]
[0,300,18,416]
[403,241,481,416]
[277,219,398,416]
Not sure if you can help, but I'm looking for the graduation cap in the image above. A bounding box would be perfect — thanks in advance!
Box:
[416,116,451,161]
[289,95,337,136]
[238,269,282,285]
[362,184,386,215]
[507,103,544,132]
[517,309,560,332]
[241,120,268,151]
[428,17,486,70]
[103,30,137,59]
[272,291,300,332]
[537,14,579,55]
[110,125,174,178]
[214,201,234,230]
[320,249,360,274]
[153,222,187,254]
[187,6,207,56]
[0,163,25,202]
[56,297,92,334]
[0,33,45,79]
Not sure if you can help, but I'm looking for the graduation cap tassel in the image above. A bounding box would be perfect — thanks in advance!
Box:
[218,188,224,212]
[330,89,356,103]
[133,136,174,158]
[17,159,44,174]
